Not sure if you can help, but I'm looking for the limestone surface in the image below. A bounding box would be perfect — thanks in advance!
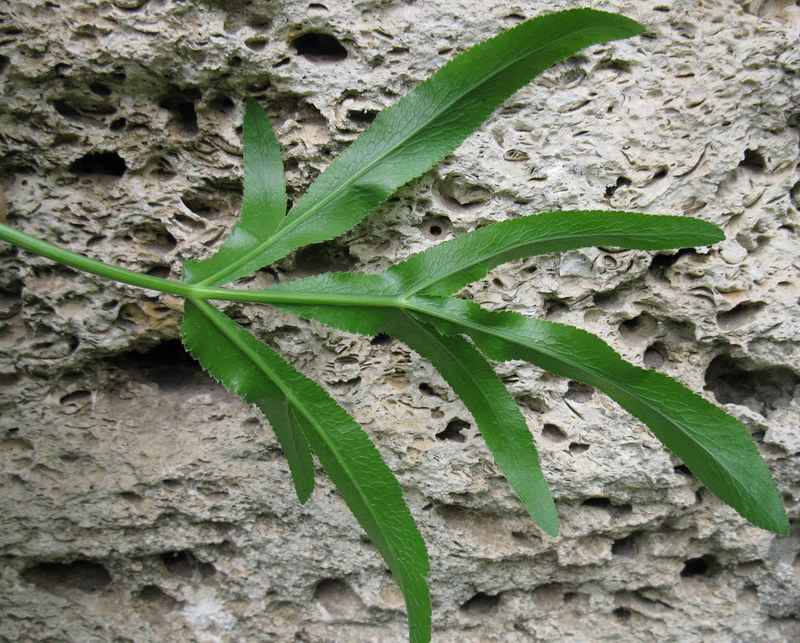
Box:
[1,0,799,641]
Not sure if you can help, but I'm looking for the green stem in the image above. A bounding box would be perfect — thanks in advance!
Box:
[0,223,400,308]
[1,223,201,298]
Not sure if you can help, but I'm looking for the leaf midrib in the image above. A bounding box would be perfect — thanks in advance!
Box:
[194,24,612,287]
[191,298,406,571]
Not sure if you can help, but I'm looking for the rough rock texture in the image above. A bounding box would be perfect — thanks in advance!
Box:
[1,0,799,641]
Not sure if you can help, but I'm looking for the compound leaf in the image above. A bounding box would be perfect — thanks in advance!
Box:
[408,296,789,536]
[386,211,724,296]
[180,299,431,642]
[189,9,645,287]
[185,98,287,285]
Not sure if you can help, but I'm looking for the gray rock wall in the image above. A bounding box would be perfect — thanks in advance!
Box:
[1,0,799,640]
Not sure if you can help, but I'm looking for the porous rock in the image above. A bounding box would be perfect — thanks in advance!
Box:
[0,0,799,641]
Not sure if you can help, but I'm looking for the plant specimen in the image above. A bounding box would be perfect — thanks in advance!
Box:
[0,8,788,642]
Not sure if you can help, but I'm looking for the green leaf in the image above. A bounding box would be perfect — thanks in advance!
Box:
[257,211,722,308]
[182,300,315,502]
[266,286,560,535]
[263,275,559,534]
[265,272,392,335]
[384,312,559,536]
[386,211,725,296]
[189,9,646,287]
[250,209,727,536]
[185,98,287,285]
[407,296,789,535]
[180,299,431,642]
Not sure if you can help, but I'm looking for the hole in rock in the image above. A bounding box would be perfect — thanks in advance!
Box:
[582,497,611,509]
[434,176,490,210]
[545,301,566,318]
[109,117,127,131]
[564,380,594,402]
[643,342,667,369]
[370,333,393,346]
[569,442,589,454]
[53,97,116,120]
[419,383,437,397]
[421,215,452,239]
[593,290,620,310]
[69,151,127,177]
[740,148,766,171]
[347,107,377,124]
[436,418,469,442]
[138,584,181,610]
[245,37,268,51]
[59,389,91,405]
[791,180,800,210]
[129,224,177,253]
[313,578,363,615]
[541,423,566,443]
[181,194,220,219]
[109,339,213,393]
[460,591,500,615]
[247,14,272,29]
[159,86,201,136]
[604,176,631,199]
[22,560,112,594]
[0,283,23,320]
[613,607,632,621]
[582,498,631,516]
[209,95,234,113]
[521,395,548,413]
[161,550,215,579]
[292,32,348,62]
[611,533,639,557]
[511,531,537,549]
[619,313,658,341]
[680,554,718,577]
[89,82,112,96]
[704,355,799,417]
[146,265,170,279]
[52,133,80,147]
[161,550,195,577]
[0,55,9,75]
[716,302,764,331]
[648,248,695,282]
[673,464,693,477]
[146,155,176,179]
[294,241,355,275]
